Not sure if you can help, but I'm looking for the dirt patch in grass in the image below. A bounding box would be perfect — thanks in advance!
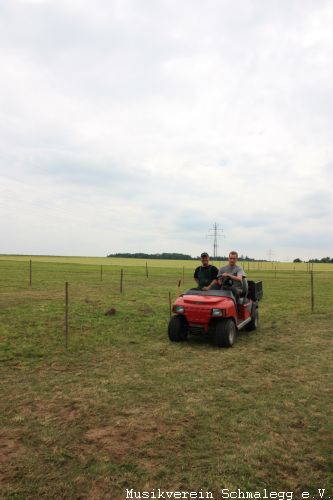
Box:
[58,400,83,422]
[75,410,193,469]
[17,397,56,423]
[0,429,26,483]
[83,425,148,459]
[17,395,93,426]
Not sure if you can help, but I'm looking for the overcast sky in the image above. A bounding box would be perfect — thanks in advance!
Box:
[1,0,332,261]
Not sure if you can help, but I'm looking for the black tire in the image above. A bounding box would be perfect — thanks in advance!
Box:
[214,319,236,348]
[168,315,188,342]
[246,305,259,331]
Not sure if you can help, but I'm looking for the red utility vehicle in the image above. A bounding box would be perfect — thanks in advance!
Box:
[168,279,263,347]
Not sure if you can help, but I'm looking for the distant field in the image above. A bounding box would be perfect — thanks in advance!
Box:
[1,254,332,272]
[0,258,332,499]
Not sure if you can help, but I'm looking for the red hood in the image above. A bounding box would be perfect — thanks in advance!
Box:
[180,294,231,306]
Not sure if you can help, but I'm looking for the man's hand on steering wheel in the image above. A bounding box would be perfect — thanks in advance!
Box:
[217,274,233,287]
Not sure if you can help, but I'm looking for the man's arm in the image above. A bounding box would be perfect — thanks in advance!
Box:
[220,272,243,283]
[202,278,218,291]
[220,267,245,283]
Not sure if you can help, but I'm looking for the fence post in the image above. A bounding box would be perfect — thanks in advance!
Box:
[29,259,32,287]
[65,282,69,348]
[120,269,123,293]
[310,271,314,312]
[177,279,181,296]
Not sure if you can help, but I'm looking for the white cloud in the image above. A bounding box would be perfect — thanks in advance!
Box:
[0,0,332,260]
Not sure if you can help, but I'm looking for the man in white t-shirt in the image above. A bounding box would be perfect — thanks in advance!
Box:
[207,251,246,299]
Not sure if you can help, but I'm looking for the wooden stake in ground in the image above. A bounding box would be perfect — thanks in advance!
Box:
[177,279,181,296]
[29,259,32,287]
[120,269,123,293]
[310,270,314,312]
[65,282,69,348]
[100,265,103,281]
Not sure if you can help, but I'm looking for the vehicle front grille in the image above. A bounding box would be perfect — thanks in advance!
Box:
[188,325,205,335]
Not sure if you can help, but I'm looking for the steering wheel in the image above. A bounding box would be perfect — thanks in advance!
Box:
[218,276,233,288]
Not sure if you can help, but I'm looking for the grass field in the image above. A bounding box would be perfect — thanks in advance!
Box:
[0,257,332,499]
[0,254,328,272]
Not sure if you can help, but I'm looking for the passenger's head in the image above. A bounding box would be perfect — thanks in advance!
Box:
[228,251,238,266]
[200,252,210,266]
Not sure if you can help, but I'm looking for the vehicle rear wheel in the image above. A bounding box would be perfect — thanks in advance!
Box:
[246,305,258,331]
[214,319,236,347]
[168,315,188,342]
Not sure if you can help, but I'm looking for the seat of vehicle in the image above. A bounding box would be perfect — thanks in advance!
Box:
[236,277,249,304]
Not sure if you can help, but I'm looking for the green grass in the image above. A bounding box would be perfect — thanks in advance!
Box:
[0,258,332,499]
[0,254,330,272]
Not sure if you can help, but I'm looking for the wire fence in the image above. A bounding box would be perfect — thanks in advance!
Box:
[1,258,332,289]
[0,259,332,354]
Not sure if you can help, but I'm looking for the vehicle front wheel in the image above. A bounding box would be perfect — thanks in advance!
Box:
[168,315,188,342]
[214,319,236,348]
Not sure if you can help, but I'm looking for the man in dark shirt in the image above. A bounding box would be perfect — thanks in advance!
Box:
[193,252,219,290]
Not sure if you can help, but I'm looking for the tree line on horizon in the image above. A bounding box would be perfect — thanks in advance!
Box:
[107,253,333,263]
[294,257,333,263]
[107,252,265,261]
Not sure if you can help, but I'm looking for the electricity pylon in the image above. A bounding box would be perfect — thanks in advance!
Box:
[207,223,225,259]
[266,248,274,261]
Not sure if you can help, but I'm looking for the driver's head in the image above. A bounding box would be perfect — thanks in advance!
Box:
[200,252,209,266]
[228,251,238,266]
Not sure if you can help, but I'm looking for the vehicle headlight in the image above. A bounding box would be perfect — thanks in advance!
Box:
[173,305,185,314]
[211,308,224,317]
